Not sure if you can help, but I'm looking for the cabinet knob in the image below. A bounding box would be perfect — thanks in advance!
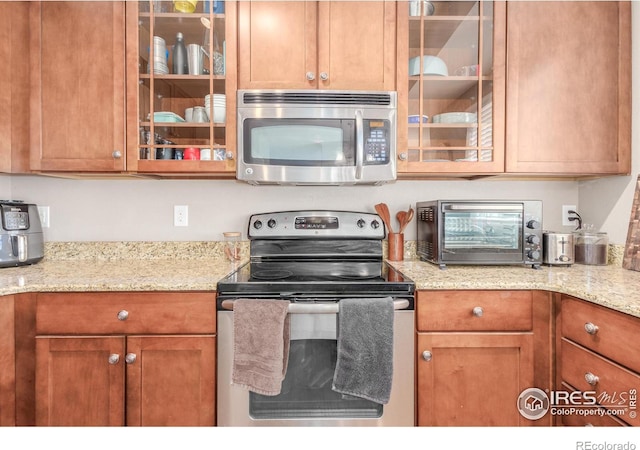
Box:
[398,152,408,161]
[306,71,316,81]
[584,322,599,335]
[117,310,129,321]
[112,150,122,159]
[225,151,234,160]
[422,350,432,362]
[320,72,329,81]
[472,306,484,317]
[108,354,120,365]
[125,353,137,364]
[584,372,599,386]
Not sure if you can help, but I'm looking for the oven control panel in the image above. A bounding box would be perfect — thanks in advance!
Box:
[248,210,385,239]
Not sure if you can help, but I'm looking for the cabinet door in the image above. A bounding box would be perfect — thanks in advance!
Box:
[505,1,631,174]
[30,2,126,172]
[398,1,506,175]
[0,3,30,174]
[238,1,317,89]
[417,332,534,426]
[35,336,126,426]
[0,296,16,426]
[317,1,396,90]
[126,335,215,426]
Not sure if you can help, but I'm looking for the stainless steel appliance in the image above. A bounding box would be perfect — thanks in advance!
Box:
[542,232,574,266]
[416,200,543,268]
[236,90,397,185]
[216,210,415,426]
[0,200,44,268]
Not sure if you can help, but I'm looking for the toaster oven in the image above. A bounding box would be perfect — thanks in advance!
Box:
[416,200,543,268]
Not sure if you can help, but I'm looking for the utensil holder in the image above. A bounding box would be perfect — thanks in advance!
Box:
[388,233,404,261]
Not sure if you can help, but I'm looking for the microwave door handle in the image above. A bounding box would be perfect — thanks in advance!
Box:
[355,110,364,180]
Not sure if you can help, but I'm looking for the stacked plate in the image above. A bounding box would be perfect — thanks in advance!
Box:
[152,36,169,75]
[205,94,226,123]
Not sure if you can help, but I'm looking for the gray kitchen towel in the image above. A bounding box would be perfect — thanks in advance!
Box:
[332,297,394,404]
[232,299,291,396]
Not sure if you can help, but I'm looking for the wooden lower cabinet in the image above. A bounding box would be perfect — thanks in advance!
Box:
[36,335,215,426]
[0,296,16,426]
[416,290,538,426]
[34,292,216,427]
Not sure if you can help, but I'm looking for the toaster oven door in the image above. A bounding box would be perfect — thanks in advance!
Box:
[440,203,525,264]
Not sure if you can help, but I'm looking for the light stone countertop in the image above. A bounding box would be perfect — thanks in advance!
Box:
[0,241,639,319]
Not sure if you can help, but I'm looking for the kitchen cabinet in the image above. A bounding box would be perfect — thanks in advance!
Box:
[0,2,31,174]
[0,296,16,426]
[397,1,506,175]
[34,292,216,426]
[557,296,639,426]
[29,2,127,172]
[237,1,397,90]
[416,290,535,426]
[505,1,631,175]
[126,0,237,175]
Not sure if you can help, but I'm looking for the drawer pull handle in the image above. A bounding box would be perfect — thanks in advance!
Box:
[108,354,120,365]
[584,322,599,335]
[472,306,484,317]
[117,310,129,321]
[584,372,599,386]
[422,350,432,362]
[125,353,137,364]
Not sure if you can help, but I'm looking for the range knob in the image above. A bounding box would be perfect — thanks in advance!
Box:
[267,219,277,228]
[357,219,366,228]
[527,220,540,230]
[526,235,540,245]
[371,220,380,229]
[527,250,541,260]
[253,220,263,229]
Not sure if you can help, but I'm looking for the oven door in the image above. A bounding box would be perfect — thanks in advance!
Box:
[440,202,525,264]
[216,306,414,426]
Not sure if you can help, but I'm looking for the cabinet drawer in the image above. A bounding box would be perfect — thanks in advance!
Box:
[561,296,640,373]
[417,291,532,331]
[36,292,216,335]
[561,339,639,427]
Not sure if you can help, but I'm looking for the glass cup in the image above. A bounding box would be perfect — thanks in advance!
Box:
[223,232,241,261]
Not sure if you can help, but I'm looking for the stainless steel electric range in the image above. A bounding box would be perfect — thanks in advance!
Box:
[216,210,415,426]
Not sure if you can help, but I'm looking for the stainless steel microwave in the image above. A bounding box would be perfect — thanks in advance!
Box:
[416,200,543,268]
[237,90,397,185]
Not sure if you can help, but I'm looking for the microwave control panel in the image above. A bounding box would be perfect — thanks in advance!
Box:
[364,120,390,164]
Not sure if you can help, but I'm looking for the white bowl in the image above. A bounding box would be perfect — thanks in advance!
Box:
[409,55,448,76]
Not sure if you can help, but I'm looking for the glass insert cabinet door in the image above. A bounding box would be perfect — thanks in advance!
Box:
[130,0,235,173]
[400,1,505,174]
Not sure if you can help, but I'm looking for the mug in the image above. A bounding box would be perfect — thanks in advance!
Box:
[184,107,194,122]
[200,148,212,160]
[192,106,208,123]
[184,147,200,160]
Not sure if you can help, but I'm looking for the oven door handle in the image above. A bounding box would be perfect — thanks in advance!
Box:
[220,299,410,314]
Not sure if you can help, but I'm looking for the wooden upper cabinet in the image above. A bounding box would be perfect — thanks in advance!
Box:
[0,2,31,174]
[238,1,396,90]
[29,1,126,172]
[505,1,631,175]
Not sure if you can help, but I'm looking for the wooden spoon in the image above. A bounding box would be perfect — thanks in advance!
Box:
[375,203,393,233]
[396,210,407,233]
[399,206,414,234]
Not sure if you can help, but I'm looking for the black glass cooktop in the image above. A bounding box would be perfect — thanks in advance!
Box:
[216,260,414,301]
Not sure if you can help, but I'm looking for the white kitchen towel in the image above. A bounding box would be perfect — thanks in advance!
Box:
[332,297,394,404]
[232,299,290,396]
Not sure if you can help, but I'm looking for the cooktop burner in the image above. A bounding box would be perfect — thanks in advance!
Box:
[251,269,294,280]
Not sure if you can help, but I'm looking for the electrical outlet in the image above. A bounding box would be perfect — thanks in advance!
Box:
[562,204,577,227]
[37,206,50,228]
[174,205,188,227]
